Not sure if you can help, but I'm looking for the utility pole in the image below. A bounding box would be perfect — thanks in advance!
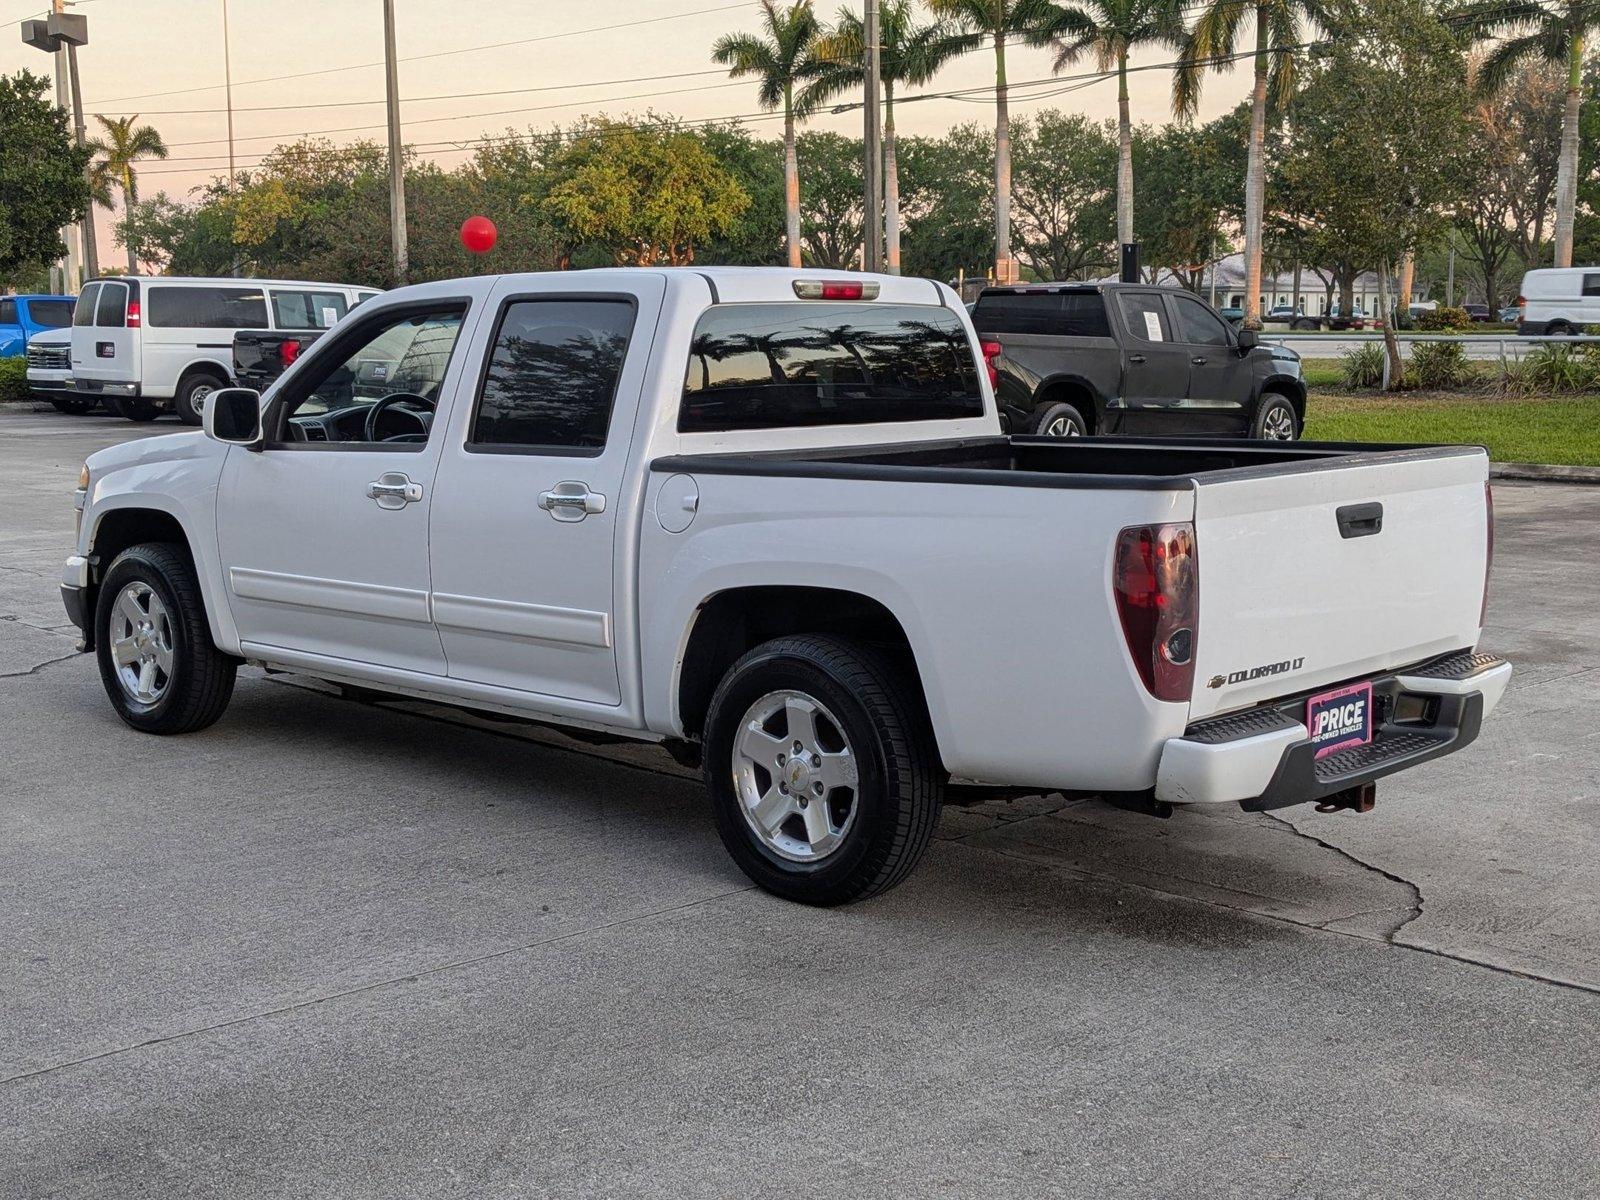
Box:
[861,0,883,273]
[382,0,408,285]
[223,0,239,276]
[65,43,98,279]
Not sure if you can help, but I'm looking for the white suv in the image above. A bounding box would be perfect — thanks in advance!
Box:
[70,276,379,423]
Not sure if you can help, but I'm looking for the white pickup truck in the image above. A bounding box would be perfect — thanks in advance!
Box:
[61,268,1510,904]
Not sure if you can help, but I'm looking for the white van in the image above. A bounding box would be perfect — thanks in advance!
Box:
[71,276,380,423]
[1514,267,1600,336]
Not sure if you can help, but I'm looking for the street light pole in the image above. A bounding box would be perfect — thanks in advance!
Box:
[65,40,98,280]
[861,0,883,273]
[53,24,79,289]
[382,0,408,286]
[223,0,239,276]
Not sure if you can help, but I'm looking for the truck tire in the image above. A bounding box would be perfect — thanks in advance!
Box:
[112,396,161,422]
[1252,393,1300,441]
[49,394,96,415]
[95,543,236,735]
[175,370,227,426]
[1031,400,1087,437]
[702,634,942,905]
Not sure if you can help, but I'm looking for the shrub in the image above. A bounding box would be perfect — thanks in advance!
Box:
[1415,306,1473,331]
[1339,342,1386,389]
[1518,342,1596,394]
[1407,340,1471,389]
[0,357,29,404]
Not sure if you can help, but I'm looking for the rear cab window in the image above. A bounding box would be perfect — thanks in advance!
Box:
[147,285,268,329]
[971,290,1111,337]
[28,299,74,328]
[0,299,15,326]
[680,302,983,433]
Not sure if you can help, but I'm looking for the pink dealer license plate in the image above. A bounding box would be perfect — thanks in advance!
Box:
[1305,681,1374,759]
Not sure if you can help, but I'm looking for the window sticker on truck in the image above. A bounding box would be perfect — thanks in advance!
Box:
[1306,681,1373,758]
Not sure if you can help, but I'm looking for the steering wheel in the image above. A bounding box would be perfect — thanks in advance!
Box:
[363,391,435,443]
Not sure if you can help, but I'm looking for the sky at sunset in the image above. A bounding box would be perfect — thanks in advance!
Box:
[2,0,1253,264]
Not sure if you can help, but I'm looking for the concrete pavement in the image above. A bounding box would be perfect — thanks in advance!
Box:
[2,403,1596,1198]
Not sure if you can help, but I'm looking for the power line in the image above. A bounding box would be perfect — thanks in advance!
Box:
[85,0,754,107]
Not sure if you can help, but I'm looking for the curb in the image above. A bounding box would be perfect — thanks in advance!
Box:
[1491,462,1600,485]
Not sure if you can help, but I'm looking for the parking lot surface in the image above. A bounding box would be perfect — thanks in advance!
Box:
[2,404,1596,1198]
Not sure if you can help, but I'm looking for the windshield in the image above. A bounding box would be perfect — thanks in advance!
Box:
[28,300,74,328]
[681,302,983,433]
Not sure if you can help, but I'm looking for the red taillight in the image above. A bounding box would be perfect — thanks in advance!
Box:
[1113,522,1198,702]
[126,300,141,328]
[1481,483,1494,626]
[792,279,881,301]
[279,338,302,366]
[981,340,1002,387]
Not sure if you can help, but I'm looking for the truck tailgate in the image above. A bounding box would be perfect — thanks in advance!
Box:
[1189,447,1490,720]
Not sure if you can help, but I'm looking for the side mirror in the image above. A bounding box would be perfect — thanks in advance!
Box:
[1236,328,1259,352]
[204,387,264,447]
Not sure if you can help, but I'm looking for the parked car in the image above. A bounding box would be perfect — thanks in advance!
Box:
[70,276,379,424]
[24,328,96,413]
[1513,267,1600,335]
[233,328,330,393]
[970,282,1306,440]
[1498,305,1520,324]
[1263,305,1320,331]
[60,268,1510,905]
[1462,304,1493,323]
[1326,306,1367,331]
[1217,305,1244,325]
[0,293,75,358]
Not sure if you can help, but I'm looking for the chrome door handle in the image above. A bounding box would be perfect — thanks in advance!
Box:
[1128,353,1146,363]
[538,480,606,522]
[367,472,423,509]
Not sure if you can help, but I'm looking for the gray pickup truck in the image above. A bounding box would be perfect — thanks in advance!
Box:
[971,282,1307,440]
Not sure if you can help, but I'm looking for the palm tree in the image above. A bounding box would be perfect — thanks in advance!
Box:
[1046,0,1185,253]
[1455,0,1600,268]
[714,1,824,268]
[806,2,964,273]
[928,0,1060,282]
[88,114,169,275]
[1174,0,1330,329]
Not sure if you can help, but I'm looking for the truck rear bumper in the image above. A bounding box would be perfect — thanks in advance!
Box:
[1154,651,1511,810]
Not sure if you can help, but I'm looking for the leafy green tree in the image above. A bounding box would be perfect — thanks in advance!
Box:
[698,123,787,264]
[537,118,751,265]
[88,114,169,274]
[927,0,1059,281]
[1046,0,1184,250]
[0,70,92,281]
[1132,107,1247,289]
[1175,0,1331,328]
[808,1,963,273]
[1010,111,1116,279]
[120,190,236,276]
[1277,0,1471,385]
[896,124,995,281]
[794,130,864,267]
[1455,0,1600,268]
[713,1,823,267]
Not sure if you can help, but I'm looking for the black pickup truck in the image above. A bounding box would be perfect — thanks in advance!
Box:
[971,282,1307,440]
[232,329,328,393]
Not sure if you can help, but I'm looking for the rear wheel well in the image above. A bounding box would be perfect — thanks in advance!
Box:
[177,362,229,391]
[1034,380,1097,433]
[677,586,932,748]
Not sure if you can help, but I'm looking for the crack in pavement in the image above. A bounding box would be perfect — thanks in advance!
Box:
[1,882,758,1086]
[1262,812,1424,941]
[0,649,81,679]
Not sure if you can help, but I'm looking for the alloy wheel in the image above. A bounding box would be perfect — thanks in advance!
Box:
[731,689,860,863]
[108,582,174,704]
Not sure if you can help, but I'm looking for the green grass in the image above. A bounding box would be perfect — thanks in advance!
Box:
[1305,391,1600,466]
[1300,357,1342,388]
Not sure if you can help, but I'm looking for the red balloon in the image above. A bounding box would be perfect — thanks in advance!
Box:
[460,215,498,254]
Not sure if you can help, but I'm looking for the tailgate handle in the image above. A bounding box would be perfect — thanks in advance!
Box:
[1337,502,1384,539]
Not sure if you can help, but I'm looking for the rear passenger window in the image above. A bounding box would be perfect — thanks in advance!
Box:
[469,298,636,452]
[1119,293,1171,342]
[271,290,348,330]
[96,284,127,328]
[147,286,268,329]
[1582,274,1600,297]
[73,284,101,327]
[681,302,984,432]
[971,291,1111,337]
